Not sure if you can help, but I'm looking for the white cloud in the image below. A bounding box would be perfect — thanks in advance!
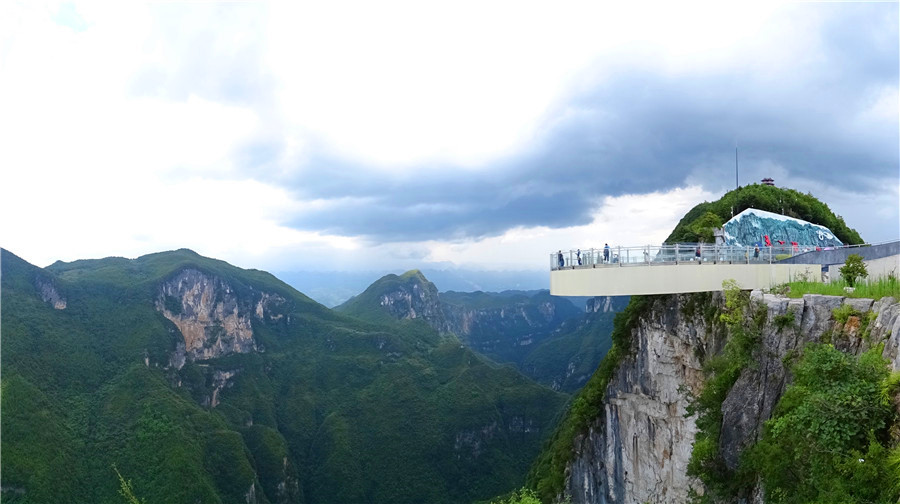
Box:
[0,174,362,268]
[420,186,715,270]
[261,1,790,171]
[0,2,894,277]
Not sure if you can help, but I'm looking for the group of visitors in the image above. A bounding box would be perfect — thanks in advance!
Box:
[556,243,612,268]
[555,235,818,269]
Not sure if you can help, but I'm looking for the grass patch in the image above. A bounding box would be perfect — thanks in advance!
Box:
[832,304,861,325]
[785,276,899,300]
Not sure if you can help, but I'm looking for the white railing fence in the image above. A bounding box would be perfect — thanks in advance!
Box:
[549,242,880,270]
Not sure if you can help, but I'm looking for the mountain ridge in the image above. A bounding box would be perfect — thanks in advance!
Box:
[2,247,567,504]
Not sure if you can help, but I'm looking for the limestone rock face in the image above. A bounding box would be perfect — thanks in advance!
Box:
[209,369,238,408]
[568,295,712,504]
[586,296,629,314]
[442,300,564,350]
[379,276,446,328]
[367,272,584,362]
[565,292,900,504]
[35,277,66,309]
[156,269,259,366]
[874,297,900,370]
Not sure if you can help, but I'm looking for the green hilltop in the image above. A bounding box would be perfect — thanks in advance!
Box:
[665,184,863,244]
[335,269,442,325]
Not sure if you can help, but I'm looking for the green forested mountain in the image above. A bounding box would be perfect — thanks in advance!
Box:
[665,184,864,244]
[1,249,567,504]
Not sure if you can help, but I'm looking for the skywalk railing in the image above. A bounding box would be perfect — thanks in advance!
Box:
[549,243,858,271]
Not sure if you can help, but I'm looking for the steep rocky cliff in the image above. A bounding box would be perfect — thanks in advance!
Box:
[155,268,288,368]
[585,296,630,314]
[558,292,899,504]
[440,290,582,358]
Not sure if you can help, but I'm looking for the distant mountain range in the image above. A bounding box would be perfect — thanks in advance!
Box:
[335,269,629,392]
[274,268,551,307]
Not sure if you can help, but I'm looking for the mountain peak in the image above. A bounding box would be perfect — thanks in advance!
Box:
[400,269,426,281]
[336,270,444,326]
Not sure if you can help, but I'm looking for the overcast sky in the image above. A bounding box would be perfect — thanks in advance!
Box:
[1,1,897,274]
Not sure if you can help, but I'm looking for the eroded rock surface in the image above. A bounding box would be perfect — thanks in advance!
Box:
[35,277,66,309]
[156,269,258,366]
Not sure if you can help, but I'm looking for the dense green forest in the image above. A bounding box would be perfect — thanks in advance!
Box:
[337,270,620,393]
[1,248,567,504]
[665,184,863,244]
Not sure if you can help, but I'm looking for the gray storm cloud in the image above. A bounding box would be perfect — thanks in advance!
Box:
[131,2,898,244]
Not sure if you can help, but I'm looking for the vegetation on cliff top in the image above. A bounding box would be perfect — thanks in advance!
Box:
[665,184,863,245]
[782,275,900,299]
[749,343,900,504]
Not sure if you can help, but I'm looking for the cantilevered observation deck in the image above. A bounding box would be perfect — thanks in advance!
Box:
[549,242,899,296]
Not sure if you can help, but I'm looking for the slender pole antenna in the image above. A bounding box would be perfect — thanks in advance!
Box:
[735,147,739,189]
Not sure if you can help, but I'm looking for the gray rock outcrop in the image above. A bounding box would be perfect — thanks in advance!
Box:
[155,269,285,367]
[35,277,66,309]
[378,274,446,327]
